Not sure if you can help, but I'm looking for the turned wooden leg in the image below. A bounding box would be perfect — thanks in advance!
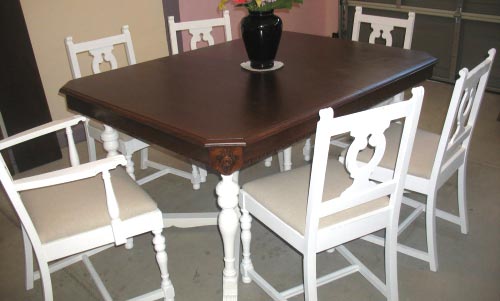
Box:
[191,164,201,190]
[303,138,312,162]
[240,206,253,284]
[124,154,136,180]
[216,174,240,301]
[101,125,119,157]
[153,229,175,301]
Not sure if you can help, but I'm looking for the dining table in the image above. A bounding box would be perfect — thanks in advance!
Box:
[60,31,437,300]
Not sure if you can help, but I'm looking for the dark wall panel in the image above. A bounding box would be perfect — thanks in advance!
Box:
[0,0,61,172]
[403,0,458,11]
[459,20,500,88]
[411,15,456,81]
[463,0,500,15]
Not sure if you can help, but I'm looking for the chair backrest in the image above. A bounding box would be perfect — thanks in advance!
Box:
[305,87,424,239]
[65,25,136,79]
[352,6,415,50]
[432,49,496,182]
[0,116,86,250]
[168,10,232,55]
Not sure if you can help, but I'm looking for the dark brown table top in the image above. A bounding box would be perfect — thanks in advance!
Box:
[61,31,436,175]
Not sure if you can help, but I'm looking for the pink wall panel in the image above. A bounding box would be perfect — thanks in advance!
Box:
[177,0,338,52]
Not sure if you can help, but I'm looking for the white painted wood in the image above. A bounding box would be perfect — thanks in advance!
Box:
[240,88,424,300]
[22,226,34,290]
[32,245,113,281]
[65,26,201,190]
[162,212,218,228]
[153,230,175,301]
[168,10,232,55]
[302,138,312,162]
[0,116,174,300]
[354,49,496,271]
[216,173,240,301]
[352,6,415,50]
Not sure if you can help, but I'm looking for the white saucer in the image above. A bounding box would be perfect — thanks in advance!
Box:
[240,61,284,72]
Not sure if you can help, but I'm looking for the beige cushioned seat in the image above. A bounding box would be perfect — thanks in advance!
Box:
[243,158,388,235]
[354,123,440,179]
[21,167,158,243]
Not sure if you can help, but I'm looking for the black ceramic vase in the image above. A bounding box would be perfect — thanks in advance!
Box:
[241,10,283,69]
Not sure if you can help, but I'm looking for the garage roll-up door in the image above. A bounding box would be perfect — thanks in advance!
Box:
[339,0,500,92]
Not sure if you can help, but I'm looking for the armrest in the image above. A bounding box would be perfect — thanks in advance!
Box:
[13,155,127,191]
[0,115,87,151]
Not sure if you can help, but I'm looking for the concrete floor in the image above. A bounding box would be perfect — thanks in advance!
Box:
[0,80,499,300]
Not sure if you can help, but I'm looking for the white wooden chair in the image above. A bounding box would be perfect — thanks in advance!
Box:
[239,87,424,301]
[353,49,496,272]
[0,115,174,301]
[303,6,416,161]
[65,25,205,190]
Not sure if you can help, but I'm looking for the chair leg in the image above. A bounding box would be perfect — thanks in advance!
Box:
[457,165,469,234]
[191,164,202,190]
[385,225,399,301]
[124,154,136,180]
[87,136,97,162]
[277,148,292,172]
[303,138,312,162]
[22,227,34,290]
[283,147,292,171]
[38,258,54,301]
[199,167,207,183]
[426,192,438,272]
[125,238,134,250]
[264,156,272,167]
[140,148,149,170]
[240,207,253,283]
[303,251,318,301]
[152,229,175,301]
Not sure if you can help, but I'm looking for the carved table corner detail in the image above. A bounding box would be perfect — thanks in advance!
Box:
[209,147,244,175]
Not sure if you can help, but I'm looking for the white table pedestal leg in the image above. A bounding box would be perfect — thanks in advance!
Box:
[101,125,119,157]
[216,173,240,301]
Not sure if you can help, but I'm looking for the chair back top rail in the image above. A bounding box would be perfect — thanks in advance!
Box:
[168,10,232,55]
[65,25,136,78]
[352,6,415,50]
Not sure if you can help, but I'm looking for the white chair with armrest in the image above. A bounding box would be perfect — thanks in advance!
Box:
[0,115,174,300]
